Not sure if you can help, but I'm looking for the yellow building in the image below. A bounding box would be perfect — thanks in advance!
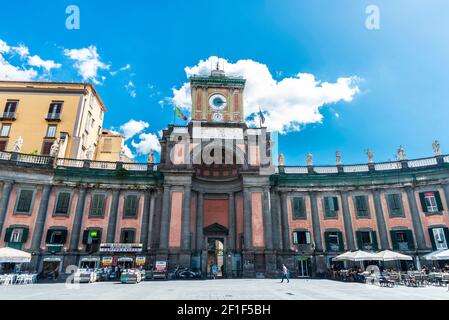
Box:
[95,129,132,162]
[0,81,108,159]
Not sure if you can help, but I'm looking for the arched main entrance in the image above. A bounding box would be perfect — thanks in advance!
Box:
[207,238,224,277]
[203,223,229,278]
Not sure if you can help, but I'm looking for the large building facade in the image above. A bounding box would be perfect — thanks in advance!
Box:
[0,72,448,278]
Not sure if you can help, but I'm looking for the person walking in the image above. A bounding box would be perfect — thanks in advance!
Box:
[280,264,290,283]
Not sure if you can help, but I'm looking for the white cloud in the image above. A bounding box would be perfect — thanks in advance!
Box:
[0,39,62,81]
[14,44,29,58]
[125,80,136,98]
[0,55,37,80]
[64,45,109,84]
[27,55,61,72]
[119,119,149,140]
[131,132,161,155]
[110,64,131,76]
[171,56,360,133]
[0,40,10,53]
[121,143,135,159]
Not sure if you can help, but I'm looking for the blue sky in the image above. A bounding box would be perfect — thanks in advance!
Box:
[1,0,448,164]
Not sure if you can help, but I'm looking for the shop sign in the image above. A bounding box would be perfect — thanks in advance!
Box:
[136,256,146,266]
[99,243,143,252]
[155,261,167,271]
[102,256,113,266]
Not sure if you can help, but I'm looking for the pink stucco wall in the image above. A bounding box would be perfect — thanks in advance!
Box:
[251,192,264,248]
[168,191,183,248]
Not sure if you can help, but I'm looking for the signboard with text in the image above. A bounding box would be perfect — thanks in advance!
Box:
[99,243,143,253]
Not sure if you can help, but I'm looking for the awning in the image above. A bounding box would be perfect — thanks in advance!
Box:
[43,257,62,262]
[0,247,31,263]
[80,257,100,262]
[117,257,134,262]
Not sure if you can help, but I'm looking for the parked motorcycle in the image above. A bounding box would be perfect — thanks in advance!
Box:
[173,266,201,279]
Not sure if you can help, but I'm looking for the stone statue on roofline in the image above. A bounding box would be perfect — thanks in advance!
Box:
[49,139,59,157]
[12,136,23,153]
[147,149,155,163]
[278,151,285,166]
[335,151,342,165]
[432,140,441,156]
[306,152,313,166]
[396,145,407,161]
[365,148,374,163]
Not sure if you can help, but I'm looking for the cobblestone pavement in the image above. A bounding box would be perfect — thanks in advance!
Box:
[1,279,448,300]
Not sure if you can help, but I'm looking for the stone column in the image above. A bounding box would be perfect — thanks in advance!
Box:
[340,191,356,251]
[372,189,390,250]
[243,188,253,250]
[150,189,163,249]
[0,180,13,237]
[181,187,192,250]
[228,192,236,251]
[30,185,52,251]
[146,190,156,250]
[405,186,427,250]
[270,190,283,250]
[195,191,204,251]
[280,192,291,251]
[159,186,172,250]
[69,188,87,251]
[309,192,323,252]
[140,190,151,247]
[106,189,120,243]
[262,187,274,250]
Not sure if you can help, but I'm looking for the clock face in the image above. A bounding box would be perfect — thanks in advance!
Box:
[212,112,224,122]
[209,93,227,110]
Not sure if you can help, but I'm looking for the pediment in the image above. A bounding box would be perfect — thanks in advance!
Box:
[203,223,229,235]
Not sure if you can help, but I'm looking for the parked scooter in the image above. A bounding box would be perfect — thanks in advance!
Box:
[173,266,201,279]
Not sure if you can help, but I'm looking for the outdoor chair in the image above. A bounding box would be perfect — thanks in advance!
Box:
[388,273,400,286]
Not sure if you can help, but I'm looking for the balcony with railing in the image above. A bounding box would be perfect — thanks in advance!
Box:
[0,112,16,120]
[0,149,446,177]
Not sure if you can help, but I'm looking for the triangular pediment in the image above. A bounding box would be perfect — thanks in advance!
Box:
[203,223,229,235]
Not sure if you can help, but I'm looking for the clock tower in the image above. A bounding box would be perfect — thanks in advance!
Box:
[190,64,246,123]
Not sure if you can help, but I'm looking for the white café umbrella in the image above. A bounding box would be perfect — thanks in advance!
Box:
[333,250,381,262]
[0,247,31,263]
[423,249,446,261]
[430,249,449,261]
[375,250,413,261]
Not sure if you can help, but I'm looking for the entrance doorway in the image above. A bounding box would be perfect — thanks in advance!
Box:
[297,257,311,277]
[207,238,225,277]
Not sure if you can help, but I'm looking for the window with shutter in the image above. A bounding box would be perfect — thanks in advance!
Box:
[15,189,34,214]
[120,229,135,243]
[55,192,71,215]
[325,231,340,252]
[324,196,338,218]
[387,193,403,216]
[41,140,53,155]
[430,227,448,250]
[421,192,439,213]
[0,140,7,151]
[354,195,369,217]
[89,194,106,217]
[292,197,306,219]
[123,195,138,217]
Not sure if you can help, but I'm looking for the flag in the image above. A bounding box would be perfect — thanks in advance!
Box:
[175,106,188,121]
[258,107,265,125]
